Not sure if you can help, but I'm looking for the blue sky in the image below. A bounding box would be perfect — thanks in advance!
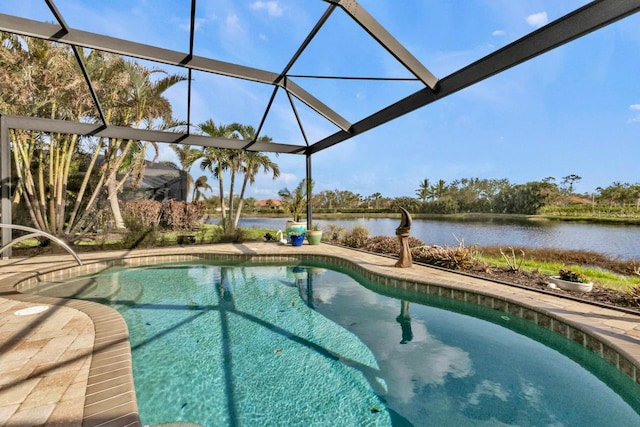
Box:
[3,1,640,199]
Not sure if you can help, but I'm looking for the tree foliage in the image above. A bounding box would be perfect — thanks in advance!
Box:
[1,33,185,240]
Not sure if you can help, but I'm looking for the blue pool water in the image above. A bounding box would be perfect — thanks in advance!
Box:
[40,262,640,426]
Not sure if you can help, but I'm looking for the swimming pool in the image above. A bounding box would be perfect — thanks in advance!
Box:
[33,261,640,426]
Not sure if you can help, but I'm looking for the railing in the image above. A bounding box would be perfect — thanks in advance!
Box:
[0,224,83,266]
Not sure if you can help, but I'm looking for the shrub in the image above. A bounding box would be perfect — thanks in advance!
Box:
[216,227,246,243]
[627,286,640,307]
[412,242,478,270]
[121,227,159,249]
[559,268,587,283]
[364,236,425,254]
[123,200,162,230]
[123,200,206,231]
[341,225,370,248]
[161,201,206,230]
[325,224,345,241]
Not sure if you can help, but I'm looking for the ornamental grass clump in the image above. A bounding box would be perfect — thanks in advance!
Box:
[559,267,587,283]
[627,286,640,307]
[363,236,425,254]
[412,242,478,270]
[341,225,370,248]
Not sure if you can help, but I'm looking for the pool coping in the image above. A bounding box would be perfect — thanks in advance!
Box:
[1,242,639,425]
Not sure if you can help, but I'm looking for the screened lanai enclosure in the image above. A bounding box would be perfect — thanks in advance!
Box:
[1,0,640,256]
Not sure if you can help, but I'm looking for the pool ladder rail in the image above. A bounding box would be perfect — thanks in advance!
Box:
[0,223,83,265]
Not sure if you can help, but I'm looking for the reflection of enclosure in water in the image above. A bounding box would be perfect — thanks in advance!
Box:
[291,266,414,346]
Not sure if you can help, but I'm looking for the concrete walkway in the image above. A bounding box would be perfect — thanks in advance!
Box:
[0,243,639,426]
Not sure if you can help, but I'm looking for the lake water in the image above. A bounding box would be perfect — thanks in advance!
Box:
[234,217,640,261]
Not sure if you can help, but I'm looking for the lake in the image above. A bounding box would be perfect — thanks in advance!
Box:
[233,216,640,261]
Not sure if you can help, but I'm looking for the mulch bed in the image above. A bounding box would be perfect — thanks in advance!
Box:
[463,265,639,313]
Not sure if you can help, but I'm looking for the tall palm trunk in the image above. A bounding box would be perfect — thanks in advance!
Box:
[218,169,226,229]
[107,179,126,230]
[233,176,250,228]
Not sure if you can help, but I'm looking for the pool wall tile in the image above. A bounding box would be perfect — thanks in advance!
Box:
[522,308,537,322]
[493,299,506,312]
[585,334,603,354]
[619,356,635,378]
[602,344,619,367]
[465,292,479,304]
[568,327,586,346]
[478,295,493,308]
[537,314,552,329]
[427,285,439,295]
[506,303,522,317]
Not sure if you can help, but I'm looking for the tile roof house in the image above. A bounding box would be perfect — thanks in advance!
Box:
[254,199,282,209]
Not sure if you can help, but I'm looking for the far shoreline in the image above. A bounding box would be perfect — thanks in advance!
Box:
[229,211,640,226]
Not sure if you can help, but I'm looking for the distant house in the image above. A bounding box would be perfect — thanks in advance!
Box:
[254,199,282,209]
[120,161,188,202]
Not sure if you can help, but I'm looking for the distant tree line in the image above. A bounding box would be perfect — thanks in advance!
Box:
[305,176,640,216]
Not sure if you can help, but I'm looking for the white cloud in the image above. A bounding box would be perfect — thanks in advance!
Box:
[277,172,299,187]
[628,104,640,123]
[250,1,283,17]
[492,30,506,37]
[526,11,548,28]
[179,18,207,32]
[225,13,241,32]
[464,380,510,406]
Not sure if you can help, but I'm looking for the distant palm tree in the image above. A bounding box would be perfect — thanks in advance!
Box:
[416,178,430,203]
[431,179,448,201]
[170,143,201,199]
[192,175,213,201]
[371,192,382,209]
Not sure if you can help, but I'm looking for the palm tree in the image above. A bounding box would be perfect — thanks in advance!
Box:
[234,151,280,227]
[371,192,382,209]
[170,143,201,198]
[192,175,213,201]
[2,34,94,238]
[231,125,280,227]
[416,178,430,203]
[431,179,448,201]
[198,120,238,230]
[102,62,186,229]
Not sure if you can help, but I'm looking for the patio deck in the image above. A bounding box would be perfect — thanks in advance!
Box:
[1,242,639,426]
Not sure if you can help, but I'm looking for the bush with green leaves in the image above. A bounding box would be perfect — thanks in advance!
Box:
[559,267,587,283]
